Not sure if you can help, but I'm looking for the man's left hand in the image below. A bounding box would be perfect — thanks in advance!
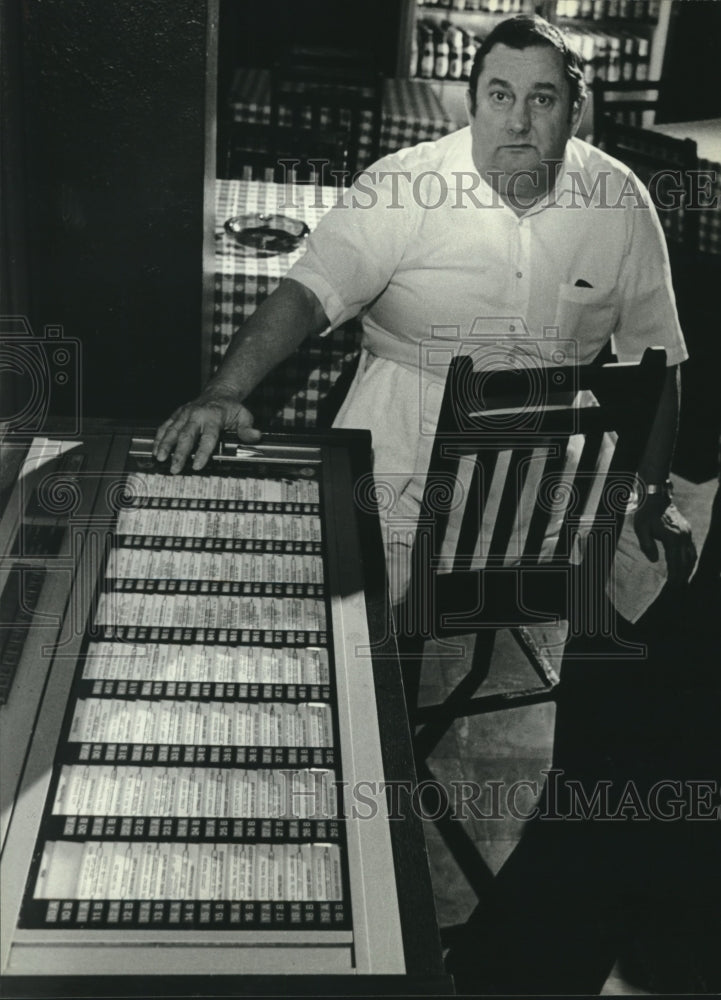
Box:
[635,499,697,586]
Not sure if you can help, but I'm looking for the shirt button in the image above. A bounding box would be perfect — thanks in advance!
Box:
[516,271,523,278]
[509,324,516,332]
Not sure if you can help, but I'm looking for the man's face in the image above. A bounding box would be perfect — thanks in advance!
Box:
[467,42,582,204]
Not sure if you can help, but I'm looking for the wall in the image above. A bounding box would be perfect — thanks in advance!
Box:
[659,0,721,123]
[16,0,215,421]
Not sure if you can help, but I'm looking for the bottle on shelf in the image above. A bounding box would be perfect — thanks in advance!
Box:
[409,24,419,77]
[434,26,450,78]
[462,30,478,80]
[411,0,659,83]
[606,33,621,81]
[634,37,648,81]
[447,25,465,79]
[558,0,581,17]
[418,22,436,79]
[594,31,610,79]
[565,25,596,84]
[619,30,636,80]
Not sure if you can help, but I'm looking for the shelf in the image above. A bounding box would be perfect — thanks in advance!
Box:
[400,0,671,120]
[417,77,467,86]
[417,4,522,14]
[557,15,656,30]
[415,3,545,21]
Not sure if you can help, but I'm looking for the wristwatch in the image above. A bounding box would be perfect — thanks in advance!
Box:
[645,479,673,498]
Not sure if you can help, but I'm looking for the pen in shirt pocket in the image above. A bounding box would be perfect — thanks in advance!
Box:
[574,279,593,288]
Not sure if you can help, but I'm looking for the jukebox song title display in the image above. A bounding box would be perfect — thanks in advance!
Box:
[0,431,408,986]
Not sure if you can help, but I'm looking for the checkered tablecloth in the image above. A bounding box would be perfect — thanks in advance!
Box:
[213,179,361,428]
[228,68,455,168]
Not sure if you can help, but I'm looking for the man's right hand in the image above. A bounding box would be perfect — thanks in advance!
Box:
[153,391,261,474]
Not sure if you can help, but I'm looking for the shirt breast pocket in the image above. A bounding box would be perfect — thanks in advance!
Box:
[553,283,617,362]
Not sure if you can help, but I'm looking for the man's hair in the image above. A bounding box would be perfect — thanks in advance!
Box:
[468,14,586,117]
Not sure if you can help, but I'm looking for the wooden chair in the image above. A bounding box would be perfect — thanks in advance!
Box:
[395,348,668,749]
[270,62,383,180]
[601,120,699,258]
[316,351,361,428]
[224,122,350,184]
[282,43,374,76]
[592,77,663,144]
[601,121,699,334]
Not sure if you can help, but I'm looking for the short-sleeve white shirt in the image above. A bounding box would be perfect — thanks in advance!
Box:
[288,126,687,373]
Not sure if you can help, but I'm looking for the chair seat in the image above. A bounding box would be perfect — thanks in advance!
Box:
[422,567,571,634]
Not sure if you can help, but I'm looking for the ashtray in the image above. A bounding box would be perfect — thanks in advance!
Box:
[224,213,310,256]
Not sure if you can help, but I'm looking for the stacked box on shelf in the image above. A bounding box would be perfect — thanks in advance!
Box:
[415,20,481,80]
[417,0,529,11]
[556,0,659,21]
[562,22,650,83]
[410,0,657,83]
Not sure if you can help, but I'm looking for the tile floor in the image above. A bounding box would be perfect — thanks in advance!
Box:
[414,474,719,995]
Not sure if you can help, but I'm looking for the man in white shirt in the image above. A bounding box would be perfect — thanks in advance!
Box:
[154,15,702,992]
[154,14,695,610]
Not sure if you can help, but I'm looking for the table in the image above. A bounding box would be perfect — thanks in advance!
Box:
[213,179,361,428]
[648,117,721,255]
[227,68,455,170]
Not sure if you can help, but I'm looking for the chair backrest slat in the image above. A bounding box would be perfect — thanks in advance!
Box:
[553,427,606,565]
[522,438,570,561]
[487,447,535,561]
[451,450,490,574]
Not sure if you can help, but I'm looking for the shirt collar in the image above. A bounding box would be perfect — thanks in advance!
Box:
[458,130,577,218]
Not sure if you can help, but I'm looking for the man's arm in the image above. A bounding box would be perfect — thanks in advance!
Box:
[610,166,697,586]
[153,278,329,473]
[634,363,697,585]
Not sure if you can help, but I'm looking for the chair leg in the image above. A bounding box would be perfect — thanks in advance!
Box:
[412,629,498,761]
[469,628,497,679]
[397,633,425,729]
[458,627,559,715]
